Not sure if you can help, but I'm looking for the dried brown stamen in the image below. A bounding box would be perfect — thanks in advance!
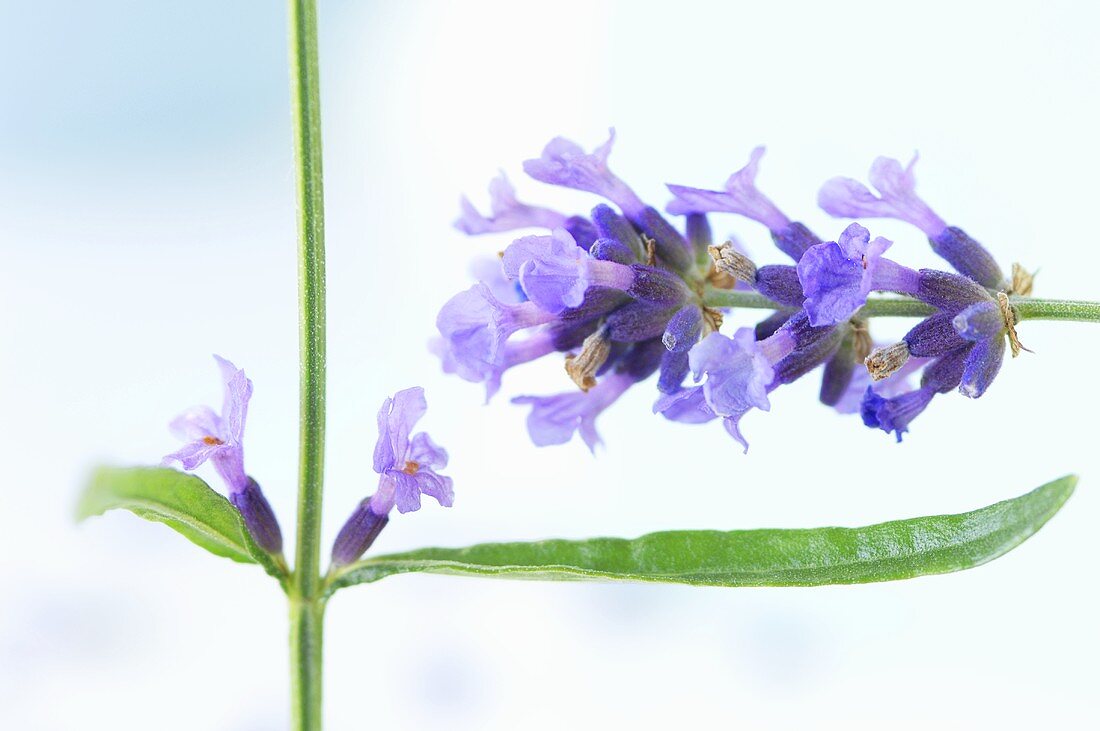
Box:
[202,436,224,446]
[849,318,872,364]
[707,242,758,285]
[702,306,724,335]
[401,460,420,475]
[997,291,1028,357]
[565,329,611,392]
[1010,262,1035,297]
[864,341,911,381]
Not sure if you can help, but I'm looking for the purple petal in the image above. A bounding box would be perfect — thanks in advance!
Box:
[454,172,569,235]
[818,155,947,237]
[414,469,455,508]
[392,472,423,514]
[162,439,225,471]
[373,387,427,474]
[665,147,791,232]
[688,330,774,417]
[653,386,717,424]
[168,405,223,443]
[512,372,633,452]
[408,432,448,470]
[522,129,646,220]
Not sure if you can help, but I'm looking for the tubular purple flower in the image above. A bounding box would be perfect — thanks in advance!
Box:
[818,155,1004,288]
[370,388,454,515]
[162,356,283,555]
[512,371,635,452]
[818,155,946,235]
[861,345,972,440]
[796,223,920,326]
[523,129,647,221]
[331,387,453,566]
[455,172,569,235]
[685,328,796,451]
[502,228,687,314]
[666,147,791,232]
[435,282,556,383]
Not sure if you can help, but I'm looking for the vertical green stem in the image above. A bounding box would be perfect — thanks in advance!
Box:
[288,0,327,729]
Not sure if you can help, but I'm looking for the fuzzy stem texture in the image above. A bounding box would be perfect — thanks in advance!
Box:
[289,0,328,729]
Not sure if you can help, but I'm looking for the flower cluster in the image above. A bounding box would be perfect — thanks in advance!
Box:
[438,131,1028,450]
[164,361,451,564]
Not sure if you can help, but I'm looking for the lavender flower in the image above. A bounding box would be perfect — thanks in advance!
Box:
[667,147,821,261]
[434,282,556,394]
[163,356,283,555]
[796,223,920,326]
[443,134,1026,452]
[818,155,1005,288]
[455,172,569,235]
[331,387,453,566]
[523,129,647,221]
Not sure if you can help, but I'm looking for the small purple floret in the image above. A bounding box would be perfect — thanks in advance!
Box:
[666,146,791,232]
[512,372,634,452]
[455,172,569,235]
[797,223,920,327]
[370,387,454,515]
[818,155,947,236]
[523,129,646,221]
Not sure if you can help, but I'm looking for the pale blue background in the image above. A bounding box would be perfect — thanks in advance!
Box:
[2,1,1099,728]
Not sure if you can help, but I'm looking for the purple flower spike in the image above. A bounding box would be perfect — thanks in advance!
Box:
[455,172,570,235]
[666,147,791,233]
[163,356,283,554]
[796,223,920,327]
[523,129,647,221]
[818,155,947,236]
[370,387,454,515]
[512,371,635,452]
[435,283,556,385]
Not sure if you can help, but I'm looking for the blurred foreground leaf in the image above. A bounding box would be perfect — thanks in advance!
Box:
[327,476,1076,594]
[77,466,286,584]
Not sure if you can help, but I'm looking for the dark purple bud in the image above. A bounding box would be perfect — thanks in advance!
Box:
[772,325,845,385]
[617,337,667,380]
[928,226,1005,290]
[904,314,969,357]
[590,237,636,265]
[770,221,821,262]
[915,269,992,312]
[959,335,1005,399]
[627,264,688,306]
[331,500,389,566]
[754,311,791,341]
[662,305,703,353]
[819,333,857,406]
[755,265,805,307]
[564,216,598,249]
[635,206,695,273]
[658,349,691,393]
[591,204,645,260]
[549,318,600,351]
[686,213,713,259]
[782,310,838,351]
[597,340,629,376]
[920,345,973,393]
[953,301,1004,341]
[606,302,679,342]
[558,287,630,324]
[231,478,284,555]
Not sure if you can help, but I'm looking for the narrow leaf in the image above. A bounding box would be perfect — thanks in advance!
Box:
[77,466,286,583]
[327,476,1075,593]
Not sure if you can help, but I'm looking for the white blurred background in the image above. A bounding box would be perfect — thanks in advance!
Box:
[2,0,1099,728]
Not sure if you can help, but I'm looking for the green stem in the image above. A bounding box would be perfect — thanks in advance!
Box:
[701,286,1100,323]
[1012,297,1100,323]
[288,0,327,729]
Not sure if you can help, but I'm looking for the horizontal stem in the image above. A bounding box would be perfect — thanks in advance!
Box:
[702,287,1100,324]
[1011,297,1100,323]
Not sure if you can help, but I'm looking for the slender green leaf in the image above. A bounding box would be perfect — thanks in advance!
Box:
[77,466,287,584]
[327,476,1076,594]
